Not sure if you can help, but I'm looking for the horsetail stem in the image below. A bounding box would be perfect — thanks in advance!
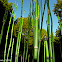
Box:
[44,35,49,62]
[15,0,24,61]
[10,38,14,62]
[34,0,38,60]
[6,0,19,62]
[47,0,53,62]
[37,0,40,62]
[50,10,55,62]
[4,0,16,62]
[16,10,25,62]
[22,11,25,62]
[0,10,8,45]
[44,40,45,62]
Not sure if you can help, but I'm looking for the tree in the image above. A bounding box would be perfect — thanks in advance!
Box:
[53,26,61,44]
[13,17,48,46]
[41,29,48,42]
[53,1,62,60]
[54,26,62,61]
[53,0,62,18]
[14,17,33,46]
[0,0,13,30]
[0,0,13,12]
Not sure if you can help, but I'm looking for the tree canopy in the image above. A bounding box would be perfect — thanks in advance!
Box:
[0,0,13,12]
[13,17,49,46]
[53,26,61,44]
[53,0,62,18]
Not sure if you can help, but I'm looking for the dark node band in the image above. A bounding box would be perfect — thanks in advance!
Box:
[61,35,62,37]
[2,21,5,23]
[15,55,17,57]
[50,57,53,59]
[44,38,47,41]
[46,57,49,59]
[17,31,21,32]
[48,24,50,25]
[49,36,51,38]
[51,41,54,43]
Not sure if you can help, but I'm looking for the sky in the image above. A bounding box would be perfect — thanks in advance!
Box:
[8,0,59,36]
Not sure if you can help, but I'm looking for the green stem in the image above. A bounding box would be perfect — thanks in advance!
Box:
[50,11,55,62]
[6,0,18,60]
[4,0,16,62]
[44,35,49,62]
[44,41,45,62]
[32,0,35,61]
[37,0,40,62]
[47,0,53,62]
[34,0,38,60]
[28,54,30,62]
[0,10,8,45]
[15,8,25,62]
[23,36,26,62]
[10,38,14,62]
[21,56,22,62]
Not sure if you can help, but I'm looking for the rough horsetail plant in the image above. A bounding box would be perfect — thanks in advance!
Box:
[50,10,55,62]
[4,0,17,61]
[47,0,53,62]
[6,0,19,62]
[44,35,49,62]
[44,39,45,62]
[15,0,25,62]
[23,34,26,62]
[31,0,35,61]
[25,3,31,62]
[25,2,32,60]
[10,38,14,62]
[18,6,25,62]
[0,10,8,45]
[40,0,47,62]
[39,0,47,62]
[34,0,38,60]
[40,2,47,61]
[25,14,31,62]
[37,0,40,62]
[28,54,30,62]
[0,0,60,62]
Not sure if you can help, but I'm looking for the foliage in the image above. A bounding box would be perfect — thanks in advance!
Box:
[13,17,48,46]
[0,0,13,12]
[14,17,33,46]
[41,29,48,41]
[53,36,60,44]
[0,0,13,24]
[53,0,62,17]
[53,0,62,44]
[54,26,61,44]
[0,0,13,34]
[55,26,61,37]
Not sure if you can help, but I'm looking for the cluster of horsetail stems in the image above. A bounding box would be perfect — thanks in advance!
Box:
[47,0,53,62]
[0,0,62,62]
[4,0,17,61]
